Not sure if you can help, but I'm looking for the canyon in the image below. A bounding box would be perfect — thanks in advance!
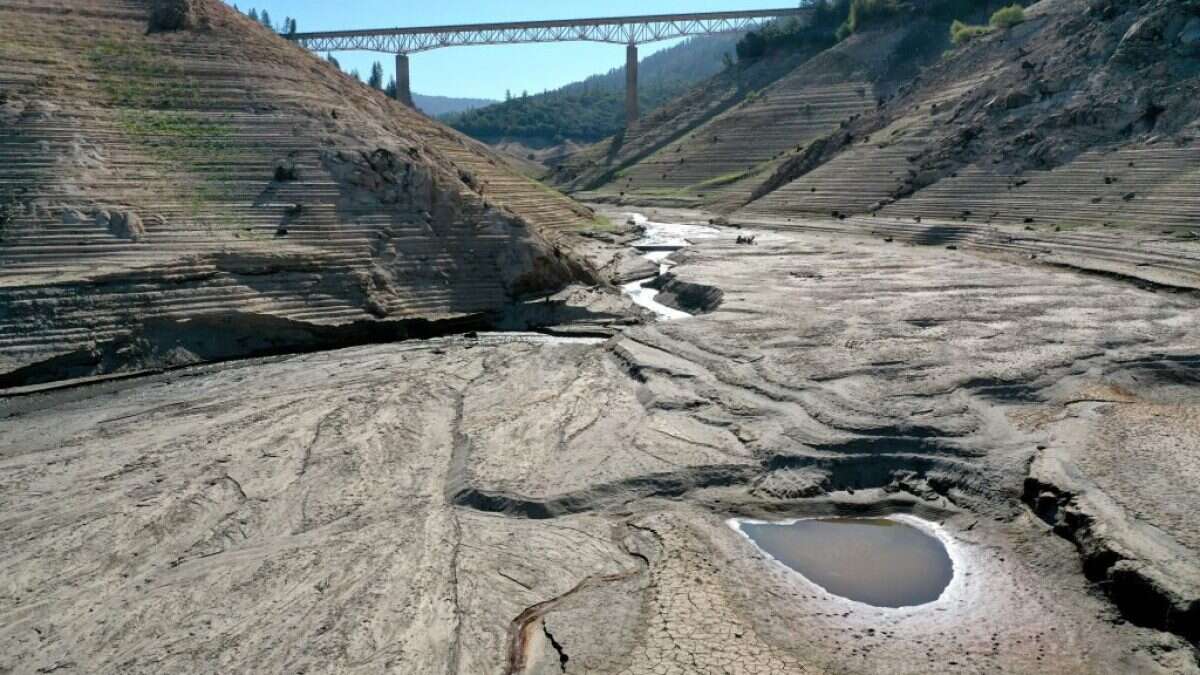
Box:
[2,0,1199,673]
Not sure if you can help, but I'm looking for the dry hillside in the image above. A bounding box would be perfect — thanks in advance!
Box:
[0,0,603,387]
[552,46,820,196]
[740,0,1200,231]
[570,22,948,211]
[556,12,961,210]
[559,0,1200,233]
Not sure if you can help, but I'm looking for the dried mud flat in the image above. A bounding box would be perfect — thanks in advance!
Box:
[3,214,1200,674]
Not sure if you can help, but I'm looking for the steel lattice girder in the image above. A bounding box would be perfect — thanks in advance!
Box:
[289,7,813,54]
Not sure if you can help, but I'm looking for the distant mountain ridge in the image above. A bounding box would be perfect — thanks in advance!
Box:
[413,93,498,118]
[445,33,741,145]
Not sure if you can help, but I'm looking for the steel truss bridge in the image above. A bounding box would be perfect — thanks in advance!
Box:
[288,7,812,124]
[288,8,811,55]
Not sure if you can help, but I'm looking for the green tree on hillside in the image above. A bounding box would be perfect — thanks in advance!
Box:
[368,61,385,90]
[734,2,849,61]
[736,31,767,60]
[836,0,903,40]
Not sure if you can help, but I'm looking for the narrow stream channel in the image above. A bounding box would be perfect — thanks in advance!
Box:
[620,213,719,320]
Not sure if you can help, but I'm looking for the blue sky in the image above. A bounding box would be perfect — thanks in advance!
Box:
[226,1,781,99]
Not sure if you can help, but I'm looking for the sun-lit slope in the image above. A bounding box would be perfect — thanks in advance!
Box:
[739,72,990,217]
[612,81,873,208]
[0,0,597,381]
[554,47,818,194]
[877,130,1200,228]
[565,20,949,210]
[739,0,1200,231]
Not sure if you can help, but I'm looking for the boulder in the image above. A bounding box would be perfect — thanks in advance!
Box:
[1180,17,1200,55]
[148,0,199,32]
[103,210,146,241]
[274,159,299,181]
[1112,17,1159,65]
[999,88,1034,110]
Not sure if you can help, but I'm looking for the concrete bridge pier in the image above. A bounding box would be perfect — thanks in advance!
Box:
[395,53,413,107]
[626,43,639,128]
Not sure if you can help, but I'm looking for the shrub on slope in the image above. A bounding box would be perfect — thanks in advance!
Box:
[989,4,1027,28]
[951,19,993,44]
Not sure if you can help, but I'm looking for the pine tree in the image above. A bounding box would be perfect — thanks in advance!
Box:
[248,8,259,22]
[325,53,341,69]
[259,10,273,31]
[349,69,362,82]
[385,77,397,98]
[368,61,384,90]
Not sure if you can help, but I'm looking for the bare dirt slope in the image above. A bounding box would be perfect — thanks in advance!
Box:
[553,47,820,197]
[740,0,1200,231]
[624,22,967,211]
[562,26,933,210]
[3,223,1198,673]
[559,0,1200,234]
[556,11,965,211]
[0,0,603,386]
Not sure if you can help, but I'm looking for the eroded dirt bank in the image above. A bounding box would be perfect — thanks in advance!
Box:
[3,213,1199,673]
[0,0,608,386]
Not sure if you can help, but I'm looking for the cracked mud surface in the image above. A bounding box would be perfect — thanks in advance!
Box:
[3,218,1200,673]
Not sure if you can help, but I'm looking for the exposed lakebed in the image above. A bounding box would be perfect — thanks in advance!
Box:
[733,516,955,608]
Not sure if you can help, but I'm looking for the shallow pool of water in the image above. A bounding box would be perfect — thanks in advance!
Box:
[735,517,954,608]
